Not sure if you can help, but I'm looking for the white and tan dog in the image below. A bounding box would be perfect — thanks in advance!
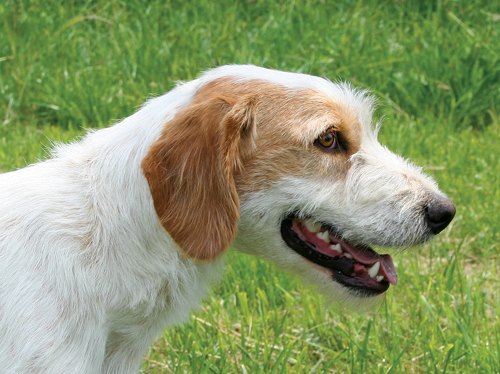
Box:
[0,65,455,373]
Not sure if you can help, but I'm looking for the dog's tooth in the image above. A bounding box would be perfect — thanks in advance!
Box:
[376,275,384,282]
[368,261,381,278]
[316,231,330,242]
[344,252,353,259]
[329,243,342,253]
[304,219,321,233]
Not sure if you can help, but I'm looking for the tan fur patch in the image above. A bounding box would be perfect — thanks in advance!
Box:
[142,77,363,260]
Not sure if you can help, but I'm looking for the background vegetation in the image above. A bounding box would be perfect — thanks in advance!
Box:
[1,1,498,372]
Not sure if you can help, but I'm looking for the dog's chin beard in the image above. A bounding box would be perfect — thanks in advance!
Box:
[280,214,398,297]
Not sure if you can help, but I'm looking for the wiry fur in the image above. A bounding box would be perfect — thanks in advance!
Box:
[0,65,451,373]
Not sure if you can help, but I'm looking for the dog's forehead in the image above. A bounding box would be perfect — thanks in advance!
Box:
[195,70,375,148]
[198,65,376,133]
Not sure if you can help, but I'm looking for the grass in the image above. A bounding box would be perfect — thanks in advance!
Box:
[1,0,498,372]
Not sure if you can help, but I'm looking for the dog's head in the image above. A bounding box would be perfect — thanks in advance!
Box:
[142,66,455,305]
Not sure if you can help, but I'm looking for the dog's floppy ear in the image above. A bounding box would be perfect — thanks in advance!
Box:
[142,92,257,261]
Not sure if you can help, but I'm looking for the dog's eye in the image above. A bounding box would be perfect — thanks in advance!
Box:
[315,129,339,151]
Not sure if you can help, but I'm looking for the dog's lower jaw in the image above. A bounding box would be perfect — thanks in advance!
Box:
[233,223,387,312]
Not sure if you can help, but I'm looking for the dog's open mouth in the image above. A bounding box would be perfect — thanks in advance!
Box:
[280,215,397,296]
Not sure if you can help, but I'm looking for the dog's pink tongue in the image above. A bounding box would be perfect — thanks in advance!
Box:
[379,255,397,285]
[343,245,398,285]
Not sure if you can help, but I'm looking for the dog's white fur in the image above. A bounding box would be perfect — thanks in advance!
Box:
[0,65,449,373]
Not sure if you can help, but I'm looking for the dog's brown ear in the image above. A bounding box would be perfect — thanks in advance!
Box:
[142,92,257,261]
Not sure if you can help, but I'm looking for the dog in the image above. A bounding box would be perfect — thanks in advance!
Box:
[0,65,455,373]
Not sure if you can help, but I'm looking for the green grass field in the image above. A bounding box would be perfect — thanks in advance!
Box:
[1,1,498,372]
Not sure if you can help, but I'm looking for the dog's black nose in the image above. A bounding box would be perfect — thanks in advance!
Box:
[425,196,456,234]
